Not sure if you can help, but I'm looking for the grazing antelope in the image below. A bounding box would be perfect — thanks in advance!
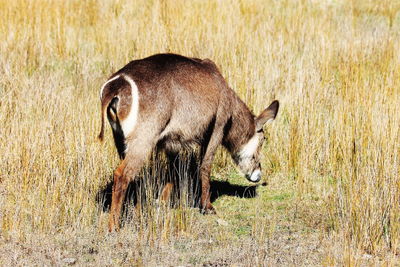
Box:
[99,53,279,232]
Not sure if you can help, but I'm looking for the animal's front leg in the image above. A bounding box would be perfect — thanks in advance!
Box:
[199,161,216,214]
[199,126,224,214]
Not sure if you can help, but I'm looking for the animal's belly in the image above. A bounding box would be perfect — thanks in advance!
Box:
[157,133,199,155]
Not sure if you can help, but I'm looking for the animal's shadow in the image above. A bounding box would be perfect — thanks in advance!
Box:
[97,179,258,212]
[96,155,258,213]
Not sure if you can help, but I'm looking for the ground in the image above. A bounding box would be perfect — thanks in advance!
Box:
[0,168,389,266]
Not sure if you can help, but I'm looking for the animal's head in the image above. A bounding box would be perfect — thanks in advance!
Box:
[234,100,279,183]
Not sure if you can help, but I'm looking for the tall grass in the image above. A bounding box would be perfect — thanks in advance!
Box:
[0,0,399,264]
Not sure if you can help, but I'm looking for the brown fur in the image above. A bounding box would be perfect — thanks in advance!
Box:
[98,53,279,231]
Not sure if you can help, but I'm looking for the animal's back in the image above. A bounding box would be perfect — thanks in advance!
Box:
[117,53,226,97]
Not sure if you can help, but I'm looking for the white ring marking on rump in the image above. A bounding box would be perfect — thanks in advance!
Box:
[120,74,139,137]
[99,75,120,99]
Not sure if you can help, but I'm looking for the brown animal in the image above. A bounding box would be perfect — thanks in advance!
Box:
[98,53,279,232]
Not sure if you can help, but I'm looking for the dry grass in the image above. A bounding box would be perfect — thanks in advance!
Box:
[0,0,399,265]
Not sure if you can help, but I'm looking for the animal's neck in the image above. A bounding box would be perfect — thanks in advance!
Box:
[223,96,255,155]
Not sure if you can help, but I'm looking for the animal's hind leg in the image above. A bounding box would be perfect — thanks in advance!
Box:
[108,134,157,232]
[160,153,178,204]
[160,182,174,202]
[108,160,128,232]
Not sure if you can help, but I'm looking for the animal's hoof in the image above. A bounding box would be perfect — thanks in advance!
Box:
[108,223,116,233]
[201,205,217,215]
[108,216,120,232]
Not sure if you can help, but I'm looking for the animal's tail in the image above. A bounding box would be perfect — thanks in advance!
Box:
[98,95,113,142]
[98,75,120,142]
[98,97,108,142]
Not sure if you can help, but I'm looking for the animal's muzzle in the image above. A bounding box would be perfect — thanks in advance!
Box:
[246,169,261,183]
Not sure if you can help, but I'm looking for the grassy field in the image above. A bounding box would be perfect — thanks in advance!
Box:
[0,0,399,265]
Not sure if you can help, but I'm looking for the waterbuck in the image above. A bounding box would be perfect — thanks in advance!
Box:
[98,53,279,231]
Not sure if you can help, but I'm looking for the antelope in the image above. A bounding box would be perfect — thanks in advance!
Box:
[98,53,279,232]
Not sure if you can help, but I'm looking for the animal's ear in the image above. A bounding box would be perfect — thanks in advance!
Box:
[255,100,279,131]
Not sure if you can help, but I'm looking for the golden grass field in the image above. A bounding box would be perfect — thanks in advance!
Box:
[0,0,399,265]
